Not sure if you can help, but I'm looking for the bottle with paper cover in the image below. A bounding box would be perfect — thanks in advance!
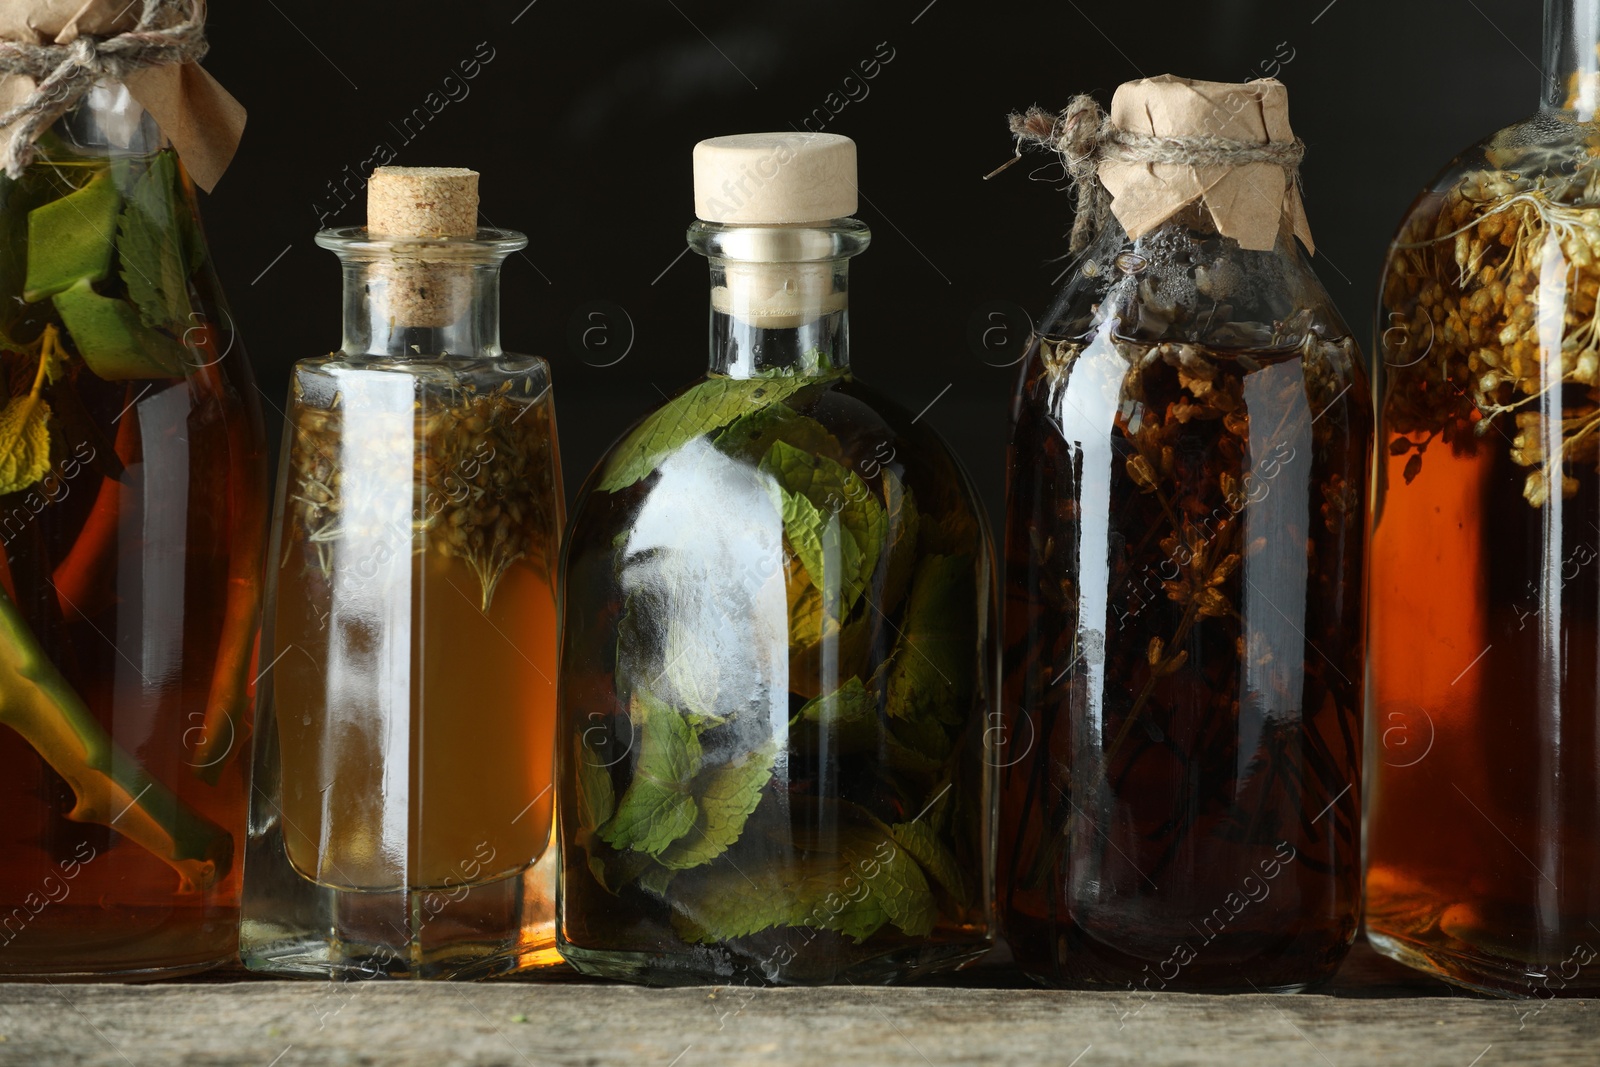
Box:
[1368,0,1600,996]
[240,167,566,979]
[994,76,1369,991]
[0,13,266,977]
[556,132,997,985]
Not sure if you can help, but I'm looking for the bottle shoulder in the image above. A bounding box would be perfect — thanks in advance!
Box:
[1377,112,1600,464]
[1382,112,1600,284]
[1404,111,1595,201]
[291,353,553,401]
[570,371,987,551]
[1041,220,1354,358]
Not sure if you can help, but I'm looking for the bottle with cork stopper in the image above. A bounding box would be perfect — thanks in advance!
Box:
[241,166,567,979]
[555,133,997,985]
[993,76,1369,992]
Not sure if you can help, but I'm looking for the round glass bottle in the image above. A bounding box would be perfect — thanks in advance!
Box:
[241,170,565,979]
[556,133,996,986]
[1368,0,1600,996]
[996,79,1369,992]
[0,82,267,978]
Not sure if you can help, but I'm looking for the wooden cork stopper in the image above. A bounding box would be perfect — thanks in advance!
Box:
[367,166,479,237]
[366,166,479,328]
[694,135,856,327]
[693,133,856,224]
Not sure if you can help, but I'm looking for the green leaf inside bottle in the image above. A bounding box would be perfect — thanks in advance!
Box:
[21,169,121,303]
[50,277,188,379]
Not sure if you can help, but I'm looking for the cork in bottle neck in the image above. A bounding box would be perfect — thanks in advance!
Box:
[689,134,869,376]
[367,166,480,238]
[315,166,528,360]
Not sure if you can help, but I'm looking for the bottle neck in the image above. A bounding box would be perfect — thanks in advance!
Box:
[1544,0,1600,118]
[691,219,870,379]
[54,80,163,157]
[341,259,504,359]
[317,228,525,360]
[708,258,851,377]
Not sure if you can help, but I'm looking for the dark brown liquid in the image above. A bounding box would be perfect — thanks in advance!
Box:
[997,333,1367,991]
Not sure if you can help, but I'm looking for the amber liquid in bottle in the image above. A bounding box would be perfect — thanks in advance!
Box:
[1366,0,1600,978]
[0,142,266,977]
[0,367,263,974]
[270,373,560,895]
[1366,442,1600,994]
[274,553,556,888]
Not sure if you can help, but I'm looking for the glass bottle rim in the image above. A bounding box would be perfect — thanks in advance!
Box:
[314,226,528,260]
[688,217,871,263]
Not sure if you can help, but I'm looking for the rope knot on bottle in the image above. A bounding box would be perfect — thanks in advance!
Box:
[998,92,1308,255]
[0,0,207,178]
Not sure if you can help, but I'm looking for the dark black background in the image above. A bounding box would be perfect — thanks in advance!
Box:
[198,0,1542,525]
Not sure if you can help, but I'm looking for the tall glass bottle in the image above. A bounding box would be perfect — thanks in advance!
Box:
[556,133,996,985]
[0,82,267,977]
[1369,0,1600,996]
[241,168,565,979]
[997,78,1369,991]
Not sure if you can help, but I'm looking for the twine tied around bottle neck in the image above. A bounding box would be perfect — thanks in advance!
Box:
[991,94,1308,255]
[0,0,207,179]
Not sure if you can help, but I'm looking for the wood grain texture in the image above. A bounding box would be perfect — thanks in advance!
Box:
[0,945,1592,1067]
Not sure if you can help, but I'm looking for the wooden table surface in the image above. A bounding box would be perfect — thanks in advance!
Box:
[0,942,1592,1067]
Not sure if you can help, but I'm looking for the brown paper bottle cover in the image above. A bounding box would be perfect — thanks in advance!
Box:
[0,0,246,191]
[1098,75,1314,254]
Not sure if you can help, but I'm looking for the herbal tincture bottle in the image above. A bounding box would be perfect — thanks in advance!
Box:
[1368,0,1600,997]
[995,77,1370,992]
[0,45,266,978]
[242,167,565,978]
[556,133,996,985]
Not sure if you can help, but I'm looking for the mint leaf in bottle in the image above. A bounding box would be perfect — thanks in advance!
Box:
[657,740,777,870]
[115,151,199,333]
[599,690,701,857]
[760,439,885,616]
[885,553,977,727]
[598,375,817,492]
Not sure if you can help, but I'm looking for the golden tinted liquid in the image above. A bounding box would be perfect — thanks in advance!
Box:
[273,552,556,890]
[269,382,560,894]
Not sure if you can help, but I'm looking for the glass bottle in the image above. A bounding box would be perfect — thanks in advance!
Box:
[240,168,565,979]
[1368,0,1600,997]
[0,82,267,977]
[556,133,996,985]
[996,78,1369,991]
